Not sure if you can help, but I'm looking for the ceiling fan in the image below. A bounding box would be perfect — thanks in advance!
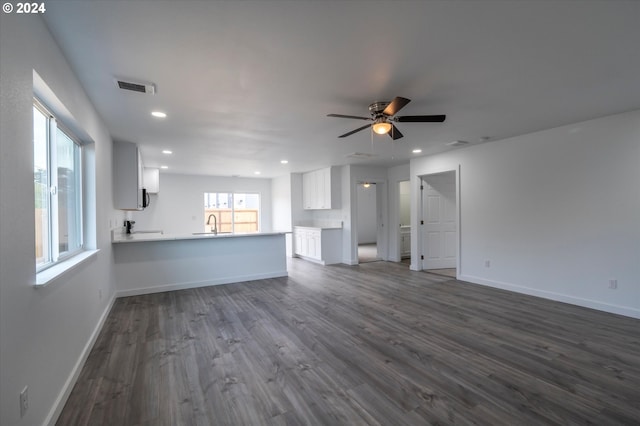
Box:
[327,96,445,140]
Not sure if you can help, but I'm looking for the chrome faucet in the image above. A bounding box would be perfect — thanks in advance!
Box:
[206,214,218,235]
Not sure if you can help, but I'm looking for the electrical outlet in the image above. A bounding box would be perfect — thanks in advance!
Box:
[484,260,491,268]
[20,386,28,417]
[609,279,617,289]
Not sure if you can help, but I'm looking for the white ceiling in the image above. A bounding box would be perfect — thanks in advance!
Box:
[42,1,640,178]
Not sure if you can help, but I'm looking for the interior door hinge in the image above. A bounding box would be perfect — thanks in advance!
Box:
[420,255,424,260]
[420,185,424,190]
[420,220,424,225]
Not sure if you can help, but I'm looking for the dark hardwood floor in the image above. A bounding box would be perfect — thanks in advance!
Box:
[57,259,640,425]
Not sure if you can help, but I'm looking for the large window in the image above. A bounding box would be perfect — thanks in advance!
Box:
[34,101,83,270]
[204,192,260,234]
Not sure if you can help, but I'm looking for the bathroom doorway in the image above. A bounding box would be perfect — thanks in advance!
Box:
[399,180,411,265]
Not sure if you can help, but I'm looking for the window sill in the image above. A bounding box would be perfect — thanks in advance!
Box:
[35,249,100,287]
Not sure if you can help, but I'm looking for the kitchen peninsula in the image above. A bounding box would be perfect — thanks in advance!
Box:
[112,232,287,297]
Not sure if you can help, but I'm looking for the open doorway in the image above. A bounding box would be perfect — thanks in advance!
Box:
[357,182,380,263]
[399,180,411,266]
[420,171,457,277]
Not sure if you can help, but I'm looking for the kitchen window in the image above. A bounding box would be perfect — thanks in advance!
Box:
[204,192,260,234]
[34,100,83,271]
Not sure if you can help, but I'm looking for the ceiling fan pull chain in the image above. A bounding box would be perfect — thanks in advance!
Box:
[370,125,374,153]
[391,126,397,160]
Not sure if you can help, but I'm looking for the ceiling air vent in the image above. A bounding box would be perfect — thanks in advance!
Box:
[114,79,156,95]
[446,140,469,147]
[346,152,378,160]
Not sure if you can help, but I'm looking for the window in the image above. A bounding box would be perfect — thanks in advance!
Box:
[204,192,260,234]
[34,100,83,271]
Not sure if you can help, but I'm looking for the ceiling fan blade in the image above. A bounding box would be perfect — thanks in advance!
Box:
[382,97,411,116]
[395,114,446,123]
[327,113,372,121]
[388,124,404,140]
[338,124,372,138]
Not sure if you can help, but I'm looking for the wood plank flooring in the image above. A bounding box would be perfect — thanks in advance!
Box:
[57,259,640,425]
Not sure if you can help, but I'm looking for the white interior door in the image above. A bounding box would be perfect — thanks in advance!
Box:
[421,172,456,270]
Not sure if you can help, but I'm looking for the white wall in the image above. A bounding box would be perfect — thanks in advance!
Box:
[289,172,313,227]
[271,174,292,232]
[411,110,640,318]
[271,174,293,255]
[0,14,118,426]
[132,173,273,234]
[356,184,377,244]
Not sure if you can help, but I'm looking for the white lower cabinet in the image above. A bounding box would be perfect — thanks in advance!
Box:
[293,226,342,265]
[400,226,411,259]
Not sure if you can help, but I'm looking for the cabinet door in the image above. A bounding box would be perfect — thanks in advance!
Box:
[303,168,335,210]
[313,231,322,259]
[318,168,330,209]
[294,230,303,255]
[114,141,144,210]
[302,172,315,209]
[143,168,160,193]
[307,230,321,259]
[401,228,411,257]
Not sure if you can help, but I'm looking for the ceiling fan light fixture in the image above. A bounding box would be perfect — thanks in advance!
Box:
[372,119,392,135]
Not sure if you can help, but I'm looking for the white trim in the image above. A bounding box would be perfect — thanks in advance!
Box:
[44,292,117,426]
[116,270,288,298]
[459,274,640,319]
[352,178,388,264]
[35,249,99,286]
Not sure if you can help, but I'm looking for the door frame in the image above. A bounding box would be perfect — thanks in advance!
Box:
[413,166,461,277]
[351,179,388,264]
[396,179,411,262]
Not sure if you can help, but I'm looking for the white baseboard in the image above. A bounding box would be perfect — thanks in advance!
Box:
[44,293,117,426]
[459,274,640,319]
[116,270,288,298]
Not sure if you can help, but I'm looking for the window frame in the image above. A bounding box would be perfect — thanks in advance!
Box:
[34,98,84,273]
[203,192,261,234]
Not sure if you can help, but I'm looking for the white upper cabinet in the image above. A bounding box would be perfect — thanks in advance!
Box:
[114,141,145,210]
[302,167,340,210]
[143,168,160,193]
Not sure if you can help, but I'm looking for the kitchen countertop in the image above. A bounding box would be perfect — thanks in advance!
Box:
[294,225,343,230]
[112,231,286,244]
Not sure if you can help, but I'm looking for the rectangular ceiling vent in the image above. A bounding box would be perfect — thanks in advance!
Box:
[114,79,156,95]
[446,140,469,147]
[346,152,378,159]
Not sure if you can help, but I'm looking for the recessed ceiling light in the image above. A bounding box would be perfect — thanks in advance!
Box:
[412,149,422,154]
[162,150,172,154]
[151,111,167,118]
[254,171,261,175]
[160,165,168,169]
[280,160,288,164]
